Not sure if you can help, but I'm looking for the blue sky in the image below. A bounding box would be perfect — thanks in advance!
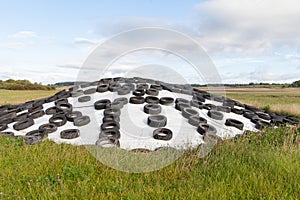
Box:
[0,0,300,84]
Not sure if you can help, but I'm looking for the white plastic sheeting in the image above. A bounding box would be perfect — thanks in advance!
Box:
[4,84,259,150]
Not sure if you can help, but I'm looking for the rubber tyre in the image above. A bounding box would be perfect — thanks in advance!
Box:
[197,123,217,135]
[122,83,135,91]
[136,83,149,90]
[73,115,90,126]
[203,104,216,110]
[146,88,159,96]
[13,118,34,131]
[271,118,284,126]
[182,107,199,119]
[192,95,205,102]
[14,112,29,122]
[232,108,244,115]
[153,128,172,141]
[207,110,224,120]
[243,112,258,120]
[102,116,120,123]
[0,123,8,131]
[255,120,271,130]
[175,102,190,111]
[113,97,128,106]
[32,99,45,107]
[175,98,190,105]
[106,101,123,110]
[25,130,45,145]
[0,112,17,123]
[28,110,45,119]
[0,131,14,137]
[225,119,244,130]
[39,123,57,135]
[147,115,167,127]
[60,129,80,139]
[132,89,145,96]
[117,87,131,95]
[28,105,43,113]
[96,84,109,93]
[55,98,68,106]
[66,111,83,122]
[144,104,162,114]
[71,90,84,97]
[159,97,174,106]
[283,117,299,125]
[129,96,145,104]
[104,108,121,117]
[101,121,120,131]
[145,96,159,104]
[150,84,162,90]
[56,103,73,113]
[78,96,91,102]
[83,88,97,95]
[190,99,204,109]
[49,114,67,127]
[216,106,231,113]
[188,116,207,127]
[99,128,121,139]
[108,83,121,92]
[223,100,235,108]
[94,99,111,110]
[256,112,271,120]
[95,136,120,148]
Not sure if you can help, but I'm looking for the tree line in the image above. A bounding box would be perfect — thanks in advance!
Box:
[192,80,300,88]
[0,79,55,90]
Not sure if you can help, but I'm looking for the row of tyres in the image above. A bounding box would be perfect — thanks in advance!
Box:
[1,77,299,148]
[0,89,87,144]
[94,95,175,148]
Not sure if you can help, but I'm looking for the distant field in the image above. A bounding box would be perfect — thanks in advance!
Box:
[0,89,57,105]
[199,87,300,117]
[224,87,300,117]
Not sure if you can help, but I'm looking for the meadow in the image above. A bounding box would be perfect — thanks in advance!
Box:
[225,87,300,116]
[0,88,299,199]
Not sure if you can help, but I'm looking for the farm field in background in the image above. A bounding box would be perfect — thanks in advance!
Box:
[225,87,300,117]
[198,87,300,117]
[0,89,56,105]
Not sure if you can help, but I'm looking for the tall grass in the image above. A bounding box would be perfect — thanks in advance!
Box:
[0,125,299,199]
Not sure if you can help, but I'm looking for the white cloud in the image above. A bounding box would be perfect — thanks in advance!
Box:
[194,0,300,54]
[0,42,25,50]
[57,64,82,70]
[8,31,37,39]
[1,31,38,50]
[0,67,77,84]
[95,17,170,36]
[74,37,100,45]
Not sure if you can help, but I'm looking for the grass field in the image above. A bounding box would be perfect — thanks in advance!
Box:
[0,88,299,199]
[0,89,56,105]
[224,87,300,117]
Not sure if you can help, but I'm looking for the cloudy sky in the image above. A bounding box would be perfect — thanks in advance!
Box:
[0,0,299,84]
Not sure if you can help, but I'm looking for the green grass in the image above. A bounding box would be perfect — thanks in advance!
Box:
[0,126,299,199]
[226,90,300,117]
[0,88,300,199]
[0,89,57,105]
